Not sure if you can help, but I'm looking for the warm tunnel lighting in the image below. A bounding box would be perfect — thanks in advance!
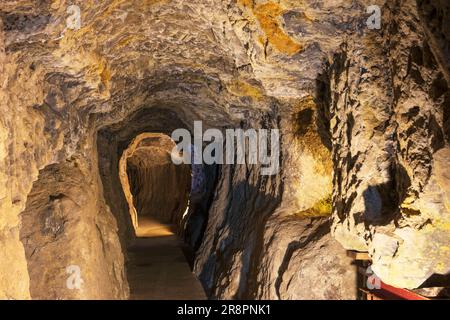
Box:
[119,133,191,238]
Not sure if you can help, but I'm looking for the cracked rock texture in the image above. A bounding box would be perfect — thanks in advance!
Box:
[328,0,450,289]
[0,0,448,299]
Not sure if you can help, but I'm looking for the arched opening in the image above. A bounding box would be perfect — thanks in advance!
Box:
[96,107,221,300]
[119,133,191,237]
[118,132,208,299]
[3,0,450,301]
[117,132,208,300]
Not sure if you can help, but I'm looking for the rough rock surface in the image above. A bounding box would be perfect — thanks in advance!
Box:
[20,161,128,299]
[328,0,450,289]
[256,217,357,300]
[0,0,448,299]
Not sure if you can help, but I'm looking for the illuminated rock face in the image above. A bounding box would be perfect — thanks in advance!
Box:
[20,162,128,299]
[327,0,450,289]
[0,0,448,299]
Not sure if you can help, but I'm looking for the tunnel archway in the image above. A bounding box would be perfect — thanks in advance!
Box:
[119,132,191,237]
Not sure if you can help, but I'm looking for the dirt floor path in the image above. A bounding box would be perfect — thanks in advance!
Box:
[127,217,206,300]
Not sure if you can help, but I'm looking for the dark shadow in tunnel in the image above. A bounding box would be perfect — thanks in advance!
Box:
[194,175,282,299]
[417,272,450,298]
[181,162,219,268]
[194,113,283,299]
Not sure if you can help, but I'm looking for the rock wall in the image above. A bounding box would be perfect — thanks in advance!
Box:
[256,217,357,300]
[20,160,128,299]
[329,0,450,289]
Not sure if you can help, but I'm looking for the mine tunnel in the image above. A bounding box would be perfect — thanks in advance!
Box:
[122,133,201,298]
[2,0,450,302]
[96,108,221,299]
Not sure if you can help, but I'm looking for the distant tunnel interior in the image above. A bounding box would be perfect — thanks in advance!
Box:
[96,107,220,299]
[120,133,191,237]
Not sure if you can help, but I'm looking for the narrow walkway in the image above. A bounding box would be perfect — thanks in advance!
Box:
[127,217,206,300]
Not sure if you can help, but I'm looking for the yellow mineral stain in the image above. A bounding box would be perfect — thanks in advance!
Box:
[115,35,148,49]
[293,96,332,175]
[295,195,332,217]
[86,53,107,79]
[241,2,302,56]
[117,36,135,48]
[100,63,111,86]
[227,79,264,100]
[258,35,266,46]
[142,0,168,6]
[436,220,450,231]
[436,262,445,273]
